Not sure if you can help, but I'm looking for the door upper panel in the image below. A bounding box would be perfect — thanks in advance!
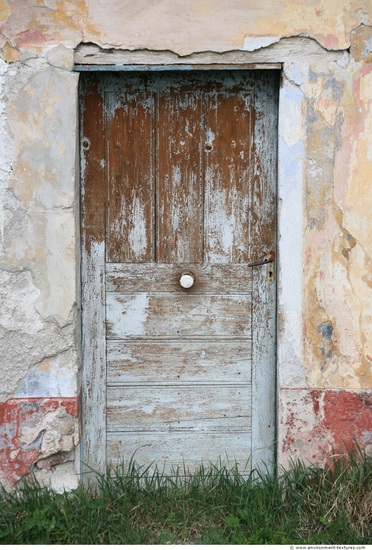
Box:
[102,72,274,265]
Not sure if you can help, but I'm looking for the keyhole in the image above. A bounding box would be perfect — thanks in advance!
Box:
[82,137,90,150]
[205,143,213,152]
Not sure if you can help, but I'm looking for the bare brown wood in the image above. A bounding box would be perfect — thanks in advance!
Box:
[251,72,279,259]
[204,92,252,263]
[156,92,203,263]
[106,263,253,294]
[106,92,155,263]
[107,340,252,385]
[81,79,106,251]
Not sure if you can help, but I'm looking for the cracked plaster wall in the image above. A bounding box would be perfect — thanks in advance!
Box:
[278,26,372,462]
[0,0,371,487]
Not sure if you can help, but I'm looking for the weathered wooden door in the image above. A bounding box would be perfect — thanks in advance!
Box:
[80,71,278,476]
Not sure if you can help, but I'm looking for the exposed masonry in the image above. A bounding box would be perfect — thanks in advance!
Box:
[0,398,79,492]
[0,16,371,487]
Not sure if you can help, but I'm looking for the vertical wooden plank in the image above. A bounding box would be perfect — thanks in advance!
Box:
[80,75,107,478]
[204,92,252,264]
[156,91,203,263]
[250,73,279,259]
[251,72,279,473]
[106,92,154,263]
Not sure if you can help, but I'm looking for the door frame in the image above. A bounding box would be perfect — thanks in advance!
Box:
[78,64,279,480]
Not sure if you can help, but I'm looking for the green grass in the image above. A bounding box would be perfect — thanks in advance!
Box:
[0,446,371,544]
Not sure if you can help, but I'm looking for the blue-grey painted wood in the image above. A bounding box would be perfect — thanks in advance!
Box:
[107,385,252,432]
[107,432,252,475]
[107,340,252,385]
[74,64,281,72]
[106,263,253,294]
[251,72,279,473]
[80,77,107,480]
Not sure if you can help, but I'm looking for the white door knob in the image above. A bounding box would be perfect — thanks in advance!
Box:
[179,272,195,289]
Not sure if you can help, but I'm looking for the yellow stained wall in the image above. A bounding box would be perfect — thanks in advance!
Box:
[1,0,371,53]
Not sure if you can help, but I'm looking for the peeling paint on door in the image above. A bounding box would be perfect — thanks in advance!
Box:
[80,71,278,476]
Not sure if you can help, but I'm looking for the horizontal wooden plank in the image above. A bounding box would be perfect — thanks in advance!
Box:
[107,386,251,432]
[106,294,251,339]
[82,70,257,95]
[107,340,251,385]
[106,263,253,294]
[107,431,252,474]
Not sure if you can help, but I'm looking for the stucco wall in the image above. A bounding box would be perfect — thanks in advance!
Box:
[0,0,371,489]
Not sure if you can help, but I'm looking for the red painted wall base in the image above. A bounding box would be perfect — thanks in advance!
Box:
[280,389,372,464]
[0,390,371,488]
[0,398,79,489]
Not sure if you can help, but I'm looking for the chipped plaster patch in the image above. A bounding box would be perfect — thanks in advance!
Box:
[298,59,372,390]
[0,59,14,257]
[243,35,280,51]
[46,44,74,70]
[3,64,79,321]
[2,41,19,62]
[34,458,79,492]
[15,348,77,398]
[0,300,78,402]
[280,389,372,465]
[0,270,42,334]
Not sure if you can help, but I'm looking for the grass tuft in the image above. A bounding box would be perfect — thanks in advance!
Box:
[0,445,371,544]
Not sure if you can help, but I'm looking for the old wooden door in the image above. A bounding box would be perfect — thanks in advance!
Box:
[80,71,278,476]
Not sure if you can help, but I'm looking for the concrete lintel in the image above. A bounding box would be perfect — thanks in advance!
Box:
[74,37,345,69]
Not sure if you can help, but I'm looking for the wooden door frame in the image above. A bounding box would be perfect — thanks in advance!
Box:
[78,64,279,480]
